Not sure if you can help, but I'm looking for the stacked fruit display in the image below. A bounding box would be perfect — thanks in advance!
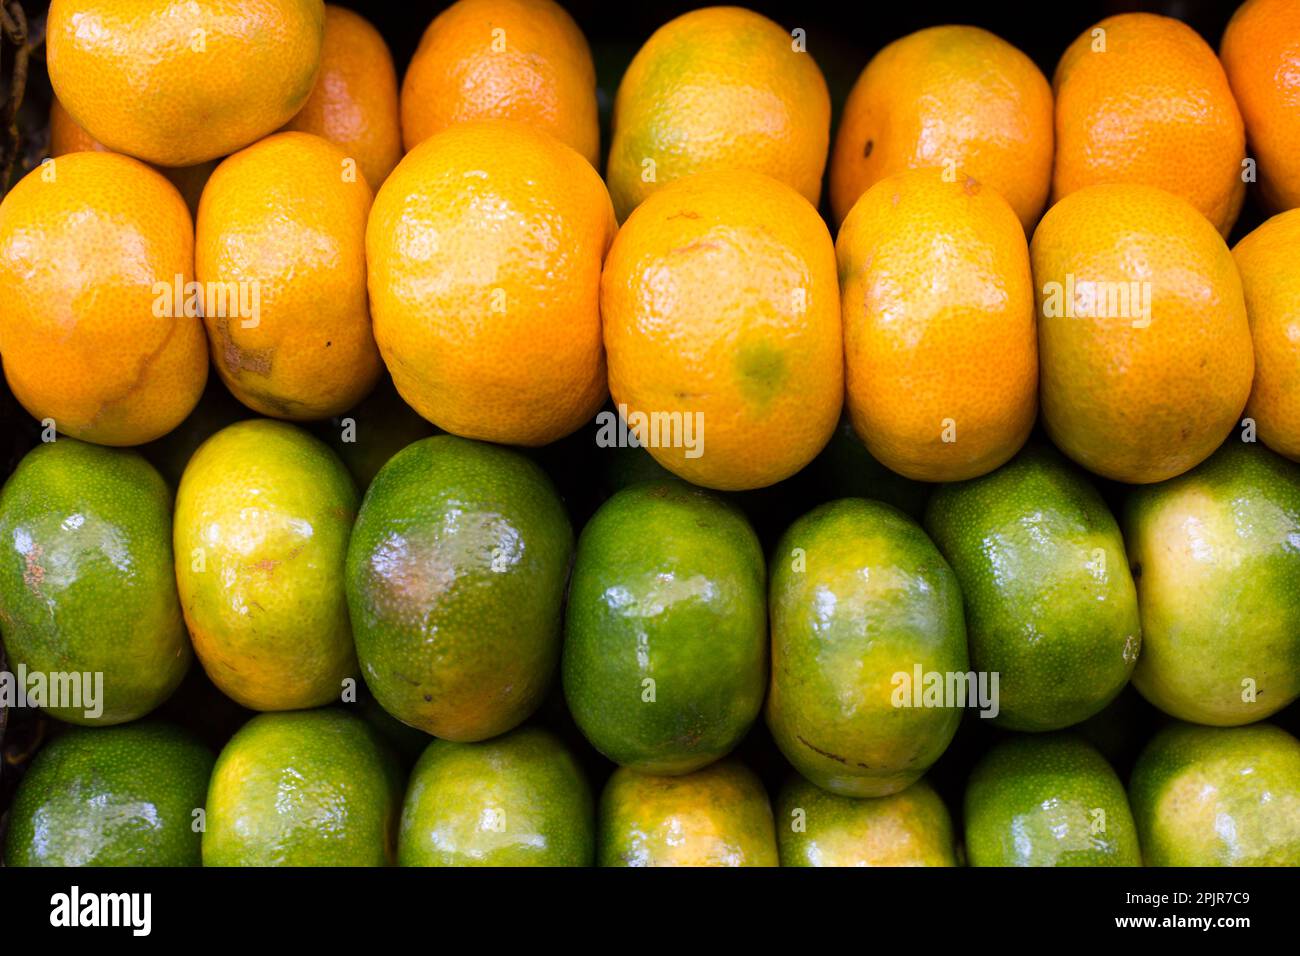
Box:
[0,0,1297,868]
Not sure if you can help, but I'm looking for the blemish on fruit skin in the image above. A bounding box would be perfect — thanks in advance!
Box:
[217,317,273,376]
[22,544,45,593]
[797,734,872,769]
[864,139,874,158]
[666,210,700,221]
[735,340,788,402]
[963,176,981,195]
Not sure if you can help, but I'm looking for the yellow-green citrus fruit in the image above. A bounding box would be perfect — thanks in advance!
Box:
[398,725,593,866]
[767,499,967,797]
[598,760,778,867]
[203,708,402,866]
[1124,439,1300,725]
[174,419,359,711]
[1130,721,1300,866]
[776,775,957,867]
[964,734,1141,866]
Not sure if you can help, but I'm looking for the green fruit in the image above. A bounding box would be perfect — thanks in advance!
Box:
[346,435,573,741]
[398,725,593,866]
[767,499,967,797]
[174,420,359,711]
[964,734,1140,867]
[1125,440,1300,725]
[311,377,436,490]
[3,722,213,866]
[562,481,766,774]
[0,439,189,724]
[924,444,1140,731]
[203,709,402,866]
[776,775,956,867]
[598,760,778,866]
[1129,721,1300,866]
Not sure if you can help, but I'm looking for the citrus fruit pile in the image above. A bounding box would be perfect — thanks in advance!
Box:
[0,0,1297,869]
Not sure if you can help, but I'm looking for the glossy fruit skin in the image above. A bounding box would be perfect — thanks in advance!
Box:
[1031,183,1253,484]
[197,131,380,420]
[563,481,766,774]
[598,760,778,867]
[367,120,615,446]
[174,420,359,711]
[0,440,190,724]
[838,168,1036,482]
[767,499,967,798]
[1129,722,1300,866]
[602,169,842,491]
[0,152,207,446]
[776,775,956,867]
[3,722,213,866]
[965,734,1141,867]
[1232,209,1300,461]
[398,725,594,866]
[203,709,402,866]
[400,0,598,164]
[1052,12,1245,236]
[830,25,1053,231]
[346,435,573,741]
[47,0,325,167]
[1221,0,1300,212]
[283,5,402,191]
[48,95,216,216]
[1124,440,1300,725]
[924,444,1140,732]
[607,6,830,221]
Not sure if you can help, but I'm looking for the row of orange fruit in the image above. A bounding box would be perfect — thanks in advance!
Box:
[1,0,1297,492]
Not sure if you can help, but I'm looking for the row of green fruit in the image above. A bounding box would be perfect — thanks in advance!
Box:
[1,402,1298,864]
[6,705,1298,866]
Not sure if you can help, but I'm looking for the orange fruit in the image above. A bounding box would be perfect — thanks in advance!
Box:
[196,131,379,420]
[1031,184,1254,484]
[400,0,598,165]
[1232,209,1300,461]
[367,120,615,446]
[0,152,207,445]
[48,95,105,155]
[47,0,324,167]
[829,25,1053,232]
[48,95,217,217]
[1221,0,1300,212]
[607,6,830,222]
[1052,12,1246,237]
[601,169,841,491]
[283,5,402,192]
[837,169,1037,482]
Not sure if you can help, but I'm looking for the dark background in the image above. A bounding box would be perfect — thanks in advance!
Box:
[1,0,1294,858]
